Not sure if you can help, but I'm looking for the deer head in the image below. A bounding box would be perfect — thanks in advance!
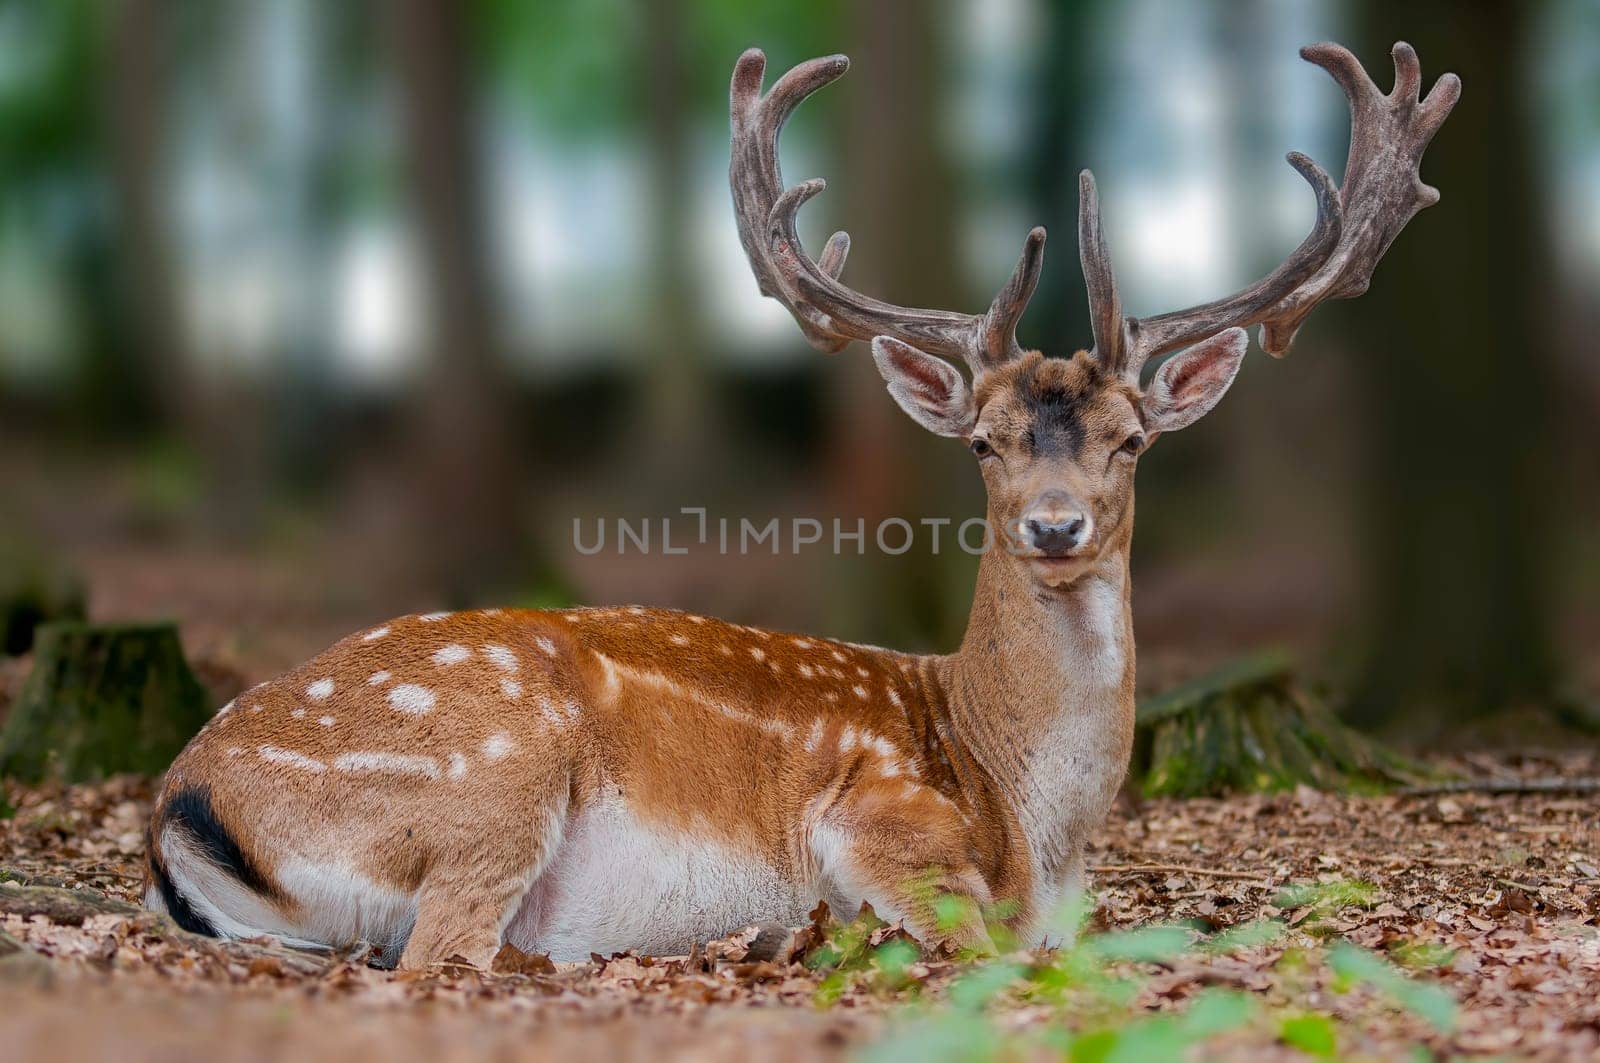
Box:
[731,44,1459,587]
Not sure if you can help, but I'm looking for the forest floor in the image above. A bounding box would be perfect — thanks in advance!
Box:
[2,750,1598,1061]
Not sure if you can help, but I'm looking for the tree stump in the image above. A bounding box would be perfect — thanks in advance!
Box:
[1134,653,1433,798]
[0,622,210,782]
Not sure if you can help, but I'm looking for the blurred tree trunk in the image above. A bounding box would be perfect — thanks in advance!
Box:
[393,0,523,602]
[1024,0,1099,356]
[104,0,182,433]
[631,0,714,493]
[1342,2,1557,731]
[825,0,965,644]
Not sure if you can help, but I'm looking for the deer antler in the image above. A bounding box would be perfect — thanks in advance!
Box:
[730,48,1044,375]
[1085,41,1460,381]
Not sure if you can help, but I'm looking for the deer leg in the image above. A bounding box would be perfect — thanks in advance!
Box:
[398,780,568,971]
[811,780,998,953]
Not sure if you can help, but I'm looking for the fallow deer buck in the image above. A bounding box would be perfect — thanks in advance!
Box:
[145,42,1458,967]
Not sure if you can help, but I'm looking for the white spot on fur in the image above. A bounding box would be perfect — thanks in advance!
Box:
[290,708,306,719]
[387,684,436,715]
[791,638,814,650]
[749,647,766,663]
[484,644,518,671]
[500,678,523,700]
[529,637,554,658]
[798,664,814,679]
[481,608,502,616]
[418,611,449,622]
[831,650,847,663]
[258,745,326,773]
[670,633,689,647]
[482,732,514,761]
[717,644,733,657]
[333,751,441,780]
[852,685,869,700]
[362,626,390,642]
[432,644,470,666]
[855,666,869,678]
[887,687,903,707]
[687,614,706,624]
[225,747,242,757]
[448,752,468,779]
[804,719,826,753]
[306,679,334,701]
[367,670,391,686]
[318,716,335,727]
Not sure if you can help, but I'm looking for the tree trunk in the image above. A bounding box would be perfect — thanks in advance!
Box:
[392,0,523,603]
[1341,2,1556,732]
[0,623,210,782]
[1024,0,1100,356]
[822,0,965,645]
[630,0,715,493]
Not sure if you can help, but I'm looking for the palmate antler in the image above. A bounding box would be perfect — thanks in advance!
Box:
[729,49,1044,375]
[730,42,1459,383]
[1085,42,1462,380]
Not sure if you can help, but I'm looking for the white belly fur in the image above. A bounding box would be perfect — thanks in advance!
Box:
[505,791,817,962]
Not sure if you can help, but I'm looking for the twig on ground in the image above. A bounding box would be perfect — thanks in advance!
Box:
[1396,777,1600,796]
[1091,863,1274,884]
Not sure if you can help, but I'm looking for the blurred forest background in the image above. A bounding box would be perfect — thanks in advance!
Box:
[0,0,1595,739]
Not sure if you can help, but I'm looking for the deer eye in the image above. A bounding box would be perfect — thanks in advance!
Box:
[969,437,995,459]
[1118,433,1146,457]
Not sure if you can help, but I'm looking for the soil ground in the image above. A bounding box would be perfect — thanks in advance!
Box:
[2,749,1597,1061]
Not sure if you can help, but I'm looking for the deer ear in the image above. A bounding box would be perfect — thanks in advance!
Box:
[871,336,977,438]
[1139,327,1247,434]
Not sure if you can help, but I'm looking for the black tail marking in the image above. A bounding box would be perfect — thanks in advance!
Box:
[147,830,217,937]
[149,784,282,938]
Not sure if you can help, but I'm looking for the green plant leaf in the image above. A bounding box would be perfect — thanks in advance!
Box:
[1180,989,1255,1037]
[1327,942,1458,1033]
[1280,1013,1339,1057]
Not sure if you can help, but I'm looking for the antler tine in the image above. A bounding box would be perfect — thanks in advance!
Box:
[978,226,1047,364]
[1077,170,1126,372]
[1127,153,1342,368]
[1085,41,1457,382]
[1254,41,1462,353]
[729,48,1043,374]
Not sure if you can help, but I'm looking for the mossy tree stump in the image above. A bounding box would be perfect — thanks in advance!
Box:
[0,622,210,782]
[1134,653,1432,798]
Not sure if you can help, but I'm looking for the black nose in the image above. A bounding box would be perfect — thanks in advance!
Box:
[1025,516,1086,556]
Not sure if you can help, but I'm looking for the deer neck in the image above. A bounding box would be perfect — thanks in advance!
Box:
[936,504,1138,891]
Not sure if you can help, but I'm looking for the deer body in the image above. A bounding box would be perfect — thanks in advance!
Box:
[146,42,1457,967]
[148,551,1131,963]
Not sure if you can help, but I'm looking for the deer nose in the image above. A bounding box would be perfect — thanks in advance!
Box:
[1022,493,1091,556]
[1025,516,1087,555]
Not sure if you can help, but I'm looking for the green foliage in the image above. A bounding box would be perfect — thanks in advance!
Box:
[477,0,845,139]
[855,883,1460,1061]
[1275,877,1379,913]
[1279,1013,1339,1056]
[1327,941,1459,1034]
